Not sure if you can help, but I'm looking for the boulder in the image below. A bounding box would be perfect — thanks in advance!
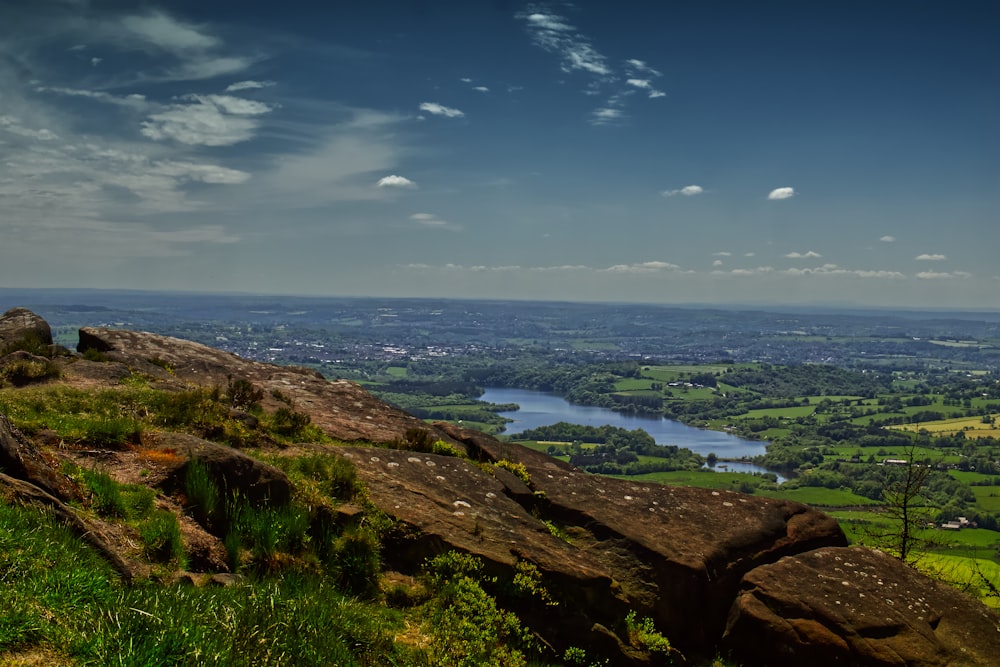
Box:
[438,422,848,652]
[723,546,1000,666]
[0,307,52,353]
[145,431,292,509]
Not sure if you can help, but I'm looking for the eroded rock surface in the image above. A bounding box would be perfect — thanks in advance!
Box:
[78,326,439,443]
[0,307,52,351]
[724,546,1000,667]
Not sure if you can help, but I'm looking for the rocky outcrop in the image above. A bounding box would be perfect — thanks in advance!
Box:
[0,310,993,665]
[77,326,440,443]
[144,431,292,509]
[723,546,1000,666]
[375,422,849,656]
[0,307,52,352]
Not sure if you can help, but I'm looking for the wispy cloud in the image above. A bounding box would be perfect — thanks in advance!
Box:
[419,102,465,118]
[141,94,275,146]
[473,86,489,93]
[602,261,684,274]
[662,185,704,197]
[517,5,665,122]
[917,271,970,279]
[590,108,624,125]
[785,251,822,259]
[518,8,611,76]
[225,80,276,92]
[880,235,896,242]
[410,213,460,231]
[376,175,416,189]
[713,251,732,257]
[915,253,947,261]
[768,187,795,200]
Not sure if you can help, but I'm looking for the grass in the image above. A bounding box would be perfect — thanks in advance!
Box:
[756,486,876,506]
[0,502,412,665]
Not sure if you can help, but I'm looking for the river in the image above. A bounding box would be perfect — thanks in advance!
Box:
[481,387,781,478]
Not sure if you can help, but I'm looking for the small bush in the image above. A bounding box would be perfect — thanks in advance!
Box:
[404,427,435,452]
[270,406,311,437]
[495,459,531,486]
[332,529,382,599]
[227,377,263,410]
[625,611,674,657]
[1,332,51,358]
[1,359,59,387]
[432,439,462,457]
[286,453,358,500]
[82,347,110,362]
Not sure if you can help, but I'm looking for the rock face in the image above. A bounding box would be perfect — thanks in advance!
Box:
[0,307,53,352]
[77,326,441,443]
[363,422,850,657]
[146,431,292,509]
[724,546,1000,667]
[0,310,993,665]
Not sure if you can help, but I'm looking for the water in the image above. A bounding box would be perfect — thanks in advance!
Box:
[482,387,782,479]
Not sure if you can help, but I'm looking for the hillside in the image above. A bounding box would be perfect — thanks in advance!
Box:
[1,307,998,666]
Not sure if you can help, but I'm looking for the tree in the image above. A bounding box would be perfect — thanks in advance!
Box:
[867,444,938,564]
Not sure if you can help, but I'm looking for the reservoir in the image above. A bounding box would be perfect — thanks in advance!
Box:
[482,387,778,478]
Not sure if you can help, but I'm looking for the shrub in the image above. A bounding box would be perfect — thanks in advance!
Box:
[495,459,531,486]
[625,611,674,657]
[422,552,534,667]
[227,377,263,410]
[432,439,462,457]
[1,358,59,387]
[271,406,311,437]
[82,347,110,362]
[146,357,174,373]
[332,529,382,599]
[81,467,154,520]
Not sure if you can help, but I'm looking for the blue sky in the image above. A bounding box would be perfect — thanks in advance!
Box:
[1,0,997,309]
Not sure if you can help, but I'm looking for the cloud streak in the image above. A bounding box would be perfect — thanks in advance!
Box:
[419,102,465,118]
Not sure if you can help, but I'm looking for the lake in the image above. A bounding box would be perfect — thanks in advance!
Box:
[482,387,780,478]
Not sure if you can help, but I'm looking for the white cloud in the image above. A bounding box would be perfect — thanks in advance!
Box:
[744,252,755,257]
[419,102,465,118]
[712,251,732,257]
[626,78,651,89]
[917,271,970,279]
[141,94,274,146]
[590,108,624,125]
[376,175,416,189]
[0,115,58,141]
[625,59,661,77]
[225,80,275,92]
[880,235,896,242]
[518,9,610,77]
[603,260,682,274]
[648,90,666,99]
[915,253,947,261]
[785,251,822,259]
[460,77,473,83]
[662,184,704,197]
[91,57,102,66]
[768,187,796,200]
[473,86,489,93]
[713,259,723,267]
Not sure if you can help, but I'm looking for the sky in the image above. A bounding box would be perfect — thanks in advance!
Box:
[1,0,998,310]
